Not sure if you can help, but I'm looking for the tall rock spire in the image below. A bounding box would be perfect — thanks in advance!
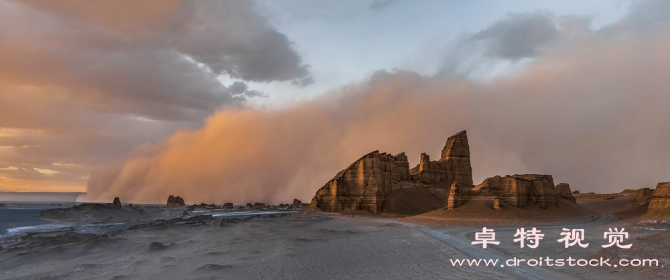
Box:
[441,130,470,159]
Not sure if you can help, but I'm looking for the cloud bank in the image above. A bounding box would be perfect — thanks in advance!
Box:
[85,1,670,204]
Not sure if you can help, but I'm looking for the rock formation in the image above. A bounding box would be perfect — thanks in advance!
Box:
[411,131,473,186]
[572,190,580,194]
[253,203,266,209]
[246,203,253,208]
[166,195,185,206]
[310,130,473,214]
[309,130,580,215]
[493,199,502,210]
[223,203,234,209]
[555,183,576,203]
[292,199,302,206]
[632,188,655,207]
[112,197,122,209]
[446,181,467,210]
[648,182,670,214]
[474,174,562,209]
[188,203,216,210]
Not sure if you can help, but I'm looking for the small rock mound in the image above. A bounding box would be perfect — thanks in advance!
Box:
[144,241,168,252]
[193,264,229,272]
[493,199,502,210]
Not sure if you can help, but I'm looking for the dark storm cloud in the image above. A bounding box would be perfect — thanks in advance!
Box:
[605,0,670,31]
[370,0,396,11]
[469,11,558,61]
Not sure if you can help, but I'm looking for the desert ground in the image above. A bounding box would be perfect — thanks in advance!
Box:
[0,195,667,280]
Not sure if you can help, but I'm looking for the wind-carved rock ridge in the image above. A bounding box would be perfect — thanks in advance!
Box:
[309,130,579,215]
[310,130,475,214]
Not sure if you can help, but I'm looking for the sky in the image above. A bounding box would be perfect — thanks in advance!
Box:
[1,0,669,204]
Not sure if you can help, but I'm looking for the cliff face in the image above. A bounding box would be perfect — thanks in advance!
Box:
[310,130,472,214]
[648,182,670,214]
[309,151,411,213]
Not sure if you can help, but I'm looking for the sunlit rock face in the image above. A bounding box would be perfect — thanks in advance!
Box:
[648,182,670,213]
[309,130,473,214]
[411,130,473,187]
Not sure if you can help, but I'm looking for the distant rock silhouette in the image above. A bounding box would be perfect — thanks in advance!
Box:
[112,197,122,209]
[166,195,185,206]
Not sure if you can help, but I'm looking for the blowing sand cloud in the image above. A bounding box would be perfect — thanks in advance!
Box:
[0,0,311,192]
[86,1,670,204]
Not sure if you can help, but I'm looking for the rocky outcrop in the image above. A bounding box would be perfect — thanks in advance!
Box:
[310,130,473,214]
[446,181,468,210]
[410,131,473,186]
[493,199,502,210]
[575,192,619,200]
[632,188,655,207]
[309,150,412,213]
[112,197,122,209]
[253,203,266,209]
[223,203,234,209]
[309,130,580,215]
[648,182,670,214]
[166,195,185,206]
[292,199,302,206]
[188,203,217,210]
[474,174,563,209]
[39,203,184,222]
[555,183,576,203]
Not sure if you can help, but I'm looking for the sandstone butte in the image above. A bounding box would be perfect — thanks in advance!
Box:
[309,130,578,215]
